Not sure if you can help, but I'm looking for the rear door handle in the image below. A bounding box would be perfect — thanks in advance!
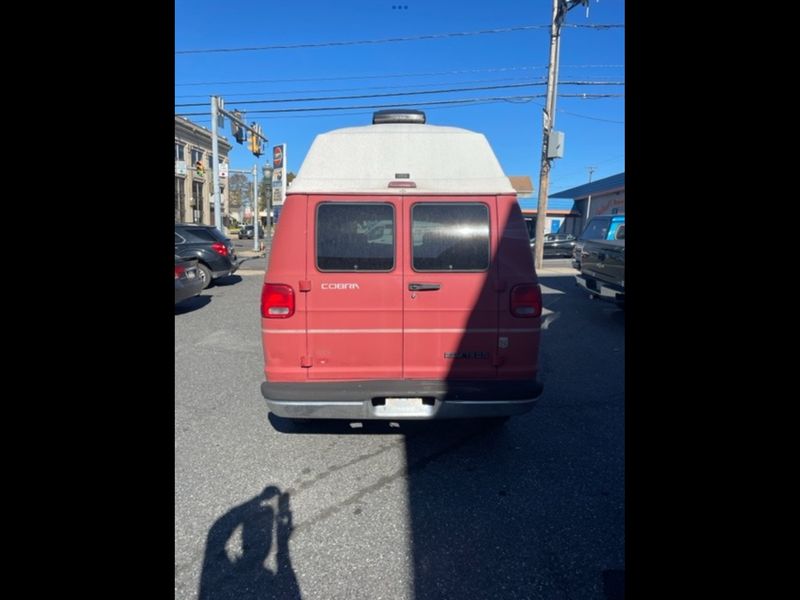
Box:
[409,282,441,291]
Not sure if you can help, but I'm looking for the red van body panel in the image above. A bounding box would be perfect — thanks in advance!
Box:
[263,193,540,383]
[260,114,542,419]
[496,198,541,379]
[401,195,498,380]
[260,195,308,382]
[305,195,404,380]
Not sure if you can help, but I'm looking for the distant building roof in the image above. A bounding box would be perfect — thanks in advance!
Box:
[508,176,533,195]
[518,198,579,213]
[550,172,624,199]
[175,116,232,151]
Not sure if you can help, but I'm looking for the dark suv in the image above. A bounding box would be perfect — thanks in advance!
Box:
[175,224,239,289]
[237,224,264,240]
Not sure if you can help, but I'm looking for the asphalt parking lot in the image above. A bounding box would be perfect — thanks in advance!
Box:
[175,249,624,600]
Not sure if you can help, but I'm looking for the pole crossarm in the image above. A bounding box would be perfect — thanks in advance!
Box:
[218,107,268,142]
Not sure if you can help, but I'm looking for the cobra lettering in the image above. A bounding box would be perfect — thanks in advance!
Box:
[321,283,360,290]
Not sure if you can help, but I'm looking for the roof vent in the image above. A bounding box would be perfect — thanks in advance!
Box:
[372,109,426,125]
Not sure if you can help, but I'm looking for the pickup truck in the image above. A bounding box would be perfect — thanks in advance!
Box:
[573,214,625,308]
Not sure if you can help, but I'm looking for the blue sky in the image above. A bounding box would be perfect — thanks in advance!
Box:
[175,0,624,193]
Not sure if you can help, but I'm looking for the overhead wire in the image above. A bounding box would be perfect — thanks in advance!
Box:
[176,93,624,117]
[176,24,624,55]
[175,64,624,87]
[174,81,625,108]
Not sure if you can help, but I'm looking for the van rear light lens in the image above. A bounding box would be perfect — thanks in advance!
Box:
[174,265,185,280]
[510,284,542,318]
[211,242,229,257]
[261,284,295,318]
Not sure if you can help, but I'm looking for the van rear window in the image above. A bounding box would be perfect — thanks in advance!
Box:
[412,203,490,271]
[316,203,395,271]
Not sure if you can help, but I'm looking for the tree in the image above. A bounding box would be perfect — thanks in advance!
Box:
[259,171,296,212]
[227,173,251,210]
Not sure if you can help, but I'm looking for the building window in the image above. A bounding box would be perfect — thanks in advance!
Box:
[191,148,203,166]
[175,142,185,161]
[192,181,204,223]
[175,177,185,222]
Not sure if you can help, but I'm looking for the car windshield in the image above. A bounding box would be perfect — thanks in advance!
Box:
[580,218,611,240]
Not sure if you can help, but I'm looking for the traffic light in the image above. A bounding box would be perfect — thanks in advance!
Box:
[249,122,263,157]
[195,161,205,176]
[231,110,245,144]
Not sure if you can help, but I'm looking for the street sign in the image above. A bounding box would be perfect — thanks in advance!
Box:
[175,160,187,175]
[272,144,286,205]
[219,163,228,178]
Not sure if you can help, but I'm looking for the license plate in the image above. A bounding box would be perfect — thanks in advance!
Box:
[374,397,430,417]
[599,285,616,298]
[386,397,423,408]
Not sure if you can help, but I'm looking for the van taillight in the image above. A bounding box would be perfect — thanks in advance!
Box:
[211,242,228,257]
[261,284,295,318]
[510,284,542,318]
[175,265,185,280]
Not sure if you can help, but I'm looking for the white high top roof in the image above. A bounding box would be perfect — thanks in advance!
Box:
[289,122,515,195]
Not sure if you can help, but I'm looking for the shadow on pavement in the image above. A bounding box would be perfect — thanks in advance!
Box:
[213,275,243,286]
[198,485,301,600]
[174,294,211,314]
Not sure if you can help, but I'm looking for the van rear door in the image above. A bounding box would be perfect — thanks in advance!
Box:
[306,197,403,380]
[403,198,498,380]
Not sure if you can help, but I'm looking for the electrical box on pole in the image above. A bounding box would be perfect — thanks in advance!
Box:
[547,131,565,159]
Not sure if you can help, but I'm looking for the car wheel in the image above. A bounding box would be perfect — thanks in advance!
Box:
[197,263,212,289]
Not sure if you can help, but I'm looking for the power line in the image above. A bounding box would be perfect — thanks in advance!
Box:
[549,155,625,184]
[175,64,624,87]
[175,24,624,55]
[187,100,622,124]
[186,100,514,123]
[557,108,624,124]
[174,76,540,99]
[175,82,545,107]
[175,93,623,117]
[174,81,624,108]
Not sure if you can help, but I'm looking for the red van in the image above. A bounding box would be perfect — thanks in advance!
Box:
[260,110,543,420]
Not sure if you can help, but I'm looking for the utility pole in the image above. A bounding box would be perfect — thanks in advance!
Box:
[252,164,259,252]
[533,0,588,270]
[209,95,268,235]
[585,166,596,231]
[211,96,222,232]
